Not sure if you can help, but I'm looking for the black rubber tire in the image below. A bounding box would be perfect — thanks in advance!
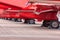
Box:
[16,19,22,22]
[28,19,35,24]
[14,18,17,22]
[12,18,15,21]
[43,20,50,27]
[5,18,8,20]
[24,19,28,23]
[24,19,35,24]
[8,18,10,20]
[9,18,12,20]
[48,21,59,29]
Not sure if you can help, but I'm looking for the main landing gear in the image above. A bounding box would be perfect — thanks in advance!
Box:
[24,19,35,24]
[42,20,59,29]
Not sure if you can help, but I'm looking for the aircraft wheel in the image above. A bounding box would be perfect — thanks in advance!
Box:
[24,19,35,24]
[14,18,17,22]
[9,18,12,20]
[42,20,50,27]
[24,19,28,23]
[5,18,8,20]
[12,18,15,21]
[48,20,59,29]
[28,19,35,24]
[16,19,22,22]
[8,18,11,20]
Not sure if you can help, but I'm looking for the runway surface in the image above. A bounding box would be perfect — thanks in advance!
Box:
[0,19,60,40]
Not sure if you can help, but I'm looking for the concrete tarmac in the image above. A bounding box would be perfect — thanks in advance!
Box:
[0,19,60,40]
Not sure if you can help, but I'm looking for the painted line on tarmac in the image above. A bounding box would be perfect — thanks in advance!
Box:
[0,35,60,38]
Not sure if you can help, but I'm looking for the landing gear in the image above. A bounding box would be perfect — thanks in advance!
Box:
[11,18,15,21]
[42,20,50,27]
[5,18,8,20]
[9,18,12,20]
[28,19,35,24]
[24,19,28,23]
[24,19,35,24]
[48,21,59,29]
[42,20,59,29]
[7,18,12,20]
[16,19,22,22]
[12,18,22,22]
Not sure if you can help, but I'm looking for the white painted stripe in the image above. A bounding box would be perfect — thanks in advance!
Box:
[39,9,53,13]
[5,9,54,15]
[5,10,34,12]
[0,35,60,38]
[34,9,53,15]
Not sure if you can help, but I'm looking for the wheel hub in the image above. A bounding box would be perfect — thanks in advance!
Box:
[52,22,58,28]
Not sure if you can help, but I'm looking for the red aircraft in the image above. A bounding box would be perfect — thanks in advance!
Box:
[17,1,60,29]
[0,1,60,29]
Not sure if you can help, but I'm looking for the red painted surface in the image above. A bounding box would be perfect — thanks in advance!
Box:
[0,0,60,21]
[0,0,29,7]
[20,4,58,21]
[0,2,22,18]
[0,2,22,9]
[0,0,60,7]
